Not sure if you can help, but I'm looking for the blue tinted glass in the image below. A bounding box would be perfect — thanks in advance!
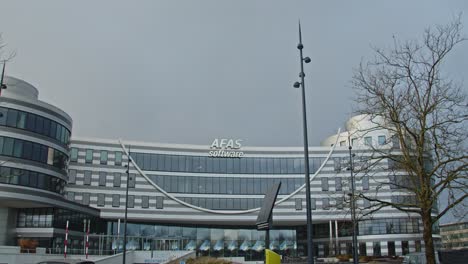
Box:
[23,141,33,159]
[35,116,44,134]
[43,119,50,136]
[50,122,56,138]
[6,109,17,127]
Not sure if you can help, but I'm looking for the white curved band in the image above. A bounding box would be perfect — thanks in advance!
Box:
[118,128,340,215]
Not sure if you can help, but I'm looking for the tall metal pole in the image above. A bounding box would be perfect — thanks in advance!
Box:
[297,22,314,264]
[348,144,359,264]
[0,61,6,96]
[122,146,130,264]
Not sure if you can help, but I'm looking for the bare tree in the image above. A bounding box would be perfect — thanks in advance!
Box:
[352,16,468,264]
[0,33,15,62]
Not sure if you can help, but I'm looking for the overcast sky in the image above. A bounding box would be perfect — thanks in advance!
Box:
[1,0,467,147]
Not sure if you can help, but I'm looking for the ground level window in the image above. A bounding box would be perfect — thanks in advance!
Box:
[359,242,367,256]
[402,241,409,255]
[388,241,396,256]
[373,242,381,256]
[415,240,421,252]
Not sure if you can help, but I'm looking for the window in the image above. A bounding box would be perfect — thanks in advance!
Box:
[335,177,342,191]
[128,195,135,208]
[67,191,75,201]
[373,242,381,256]
[364,136,372,146]
[378,135,386,145]
[391,135,400,149]
[156,196,164,209]
[6,109,17,127]
[128,173,136,188]
[415,241,421,252]
[362,176,369,190]
[84,170,92,185]
[402,241,409,255]
[70,148,78,161]
[85,149,93,163]
[388,241,396,256]
[295,198,302,210]
[82,193,90,205]
[351,138,357,146]
[336,197,344,209]
[97,194,105,207]
[363,199,371,208]
[359,243,367,256]
[113,172,121,187]
[321,177,329,191]
[334,158,342,172]
[142,196,149,208]
[112,194,120,207]
[0,108,6,125]
[339,140,346,147]
[99,172,106,186]
[68,169,76,184]
[322,198,329,210]
[17,111,27,129]
[115,151,122,166]
[100,150,108,165]
[13,140,23,158]
[311,198,316,210]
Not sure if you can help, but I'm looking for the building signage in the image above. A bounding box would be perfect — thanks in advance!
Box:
[209,138,244,158]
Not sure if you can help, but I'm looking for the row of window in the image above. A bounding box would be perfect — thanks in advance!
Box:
[70,149,124,166]
[441,222,468,232]
[67,190,360,211]
[68,170,136,188]
[16,208,103,233]
[0,107,71,146]
[68,169,369,195]
[0,166,65,194]
[358,218,420,235]
[67,192,164,209]
[0,136,68,170]
[339,135,399,148]
[71,147,327,175]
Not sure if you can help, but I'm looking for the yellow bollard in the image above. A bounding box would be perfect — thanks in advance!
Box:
[265,249,281,264]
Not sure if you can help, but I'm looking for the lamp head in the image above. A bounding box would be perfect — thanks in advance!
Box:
[297,43,303,50]
[293,82,301,88]
[304,57,311,63]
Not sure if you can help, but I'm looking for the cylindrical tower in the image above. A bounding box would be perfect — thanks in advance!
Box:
[0,77,99,247]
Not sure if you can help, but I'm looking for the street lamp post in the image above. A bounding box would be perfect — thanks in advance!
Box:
[293,22,314,264]
[348,144,359,264]
[122,146,131,264]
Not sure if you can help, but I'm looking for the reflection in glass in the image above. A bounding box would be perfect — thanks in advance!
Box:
[213,240,224,251]
[239,240,251,251]
[269,240,279,251]
[280,240,294,251]
[126,239,139,250]
[227,241,237,251]
[185,240,196,251]
[199,240,210,251]
[252,240,265,252]
[143,242,150,251]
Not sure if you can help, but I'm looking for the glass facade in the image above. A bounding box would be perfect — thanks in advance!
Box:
[0,165,65,194]
[0,107,71,146]
[106,222,297,261]
[358,218,420,235]
[147,174,303,195]
[0,136,68,170]
[132,153,324,174]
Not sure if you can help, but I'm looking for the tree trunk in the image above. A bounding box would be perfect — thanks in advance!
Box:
[422,210,436,264]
